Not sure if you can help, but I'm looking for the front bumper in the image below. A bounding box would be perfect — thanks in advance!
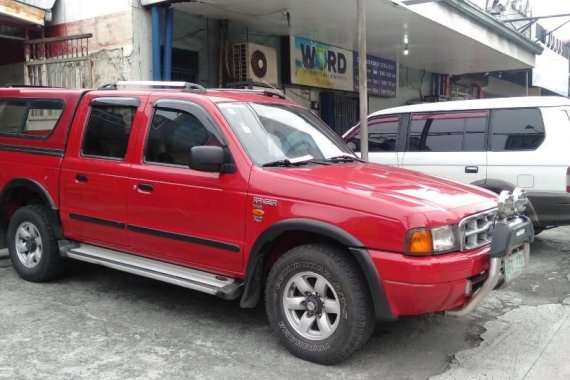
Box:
[446,215,533,316]
[370,215,534,317]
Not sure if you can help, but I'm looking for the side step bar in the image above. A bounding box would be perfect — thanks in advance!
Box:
[60,242,243,300]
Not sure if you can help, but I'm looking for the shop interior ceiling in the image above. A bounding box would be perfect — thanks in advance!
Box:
[171,0,533,75]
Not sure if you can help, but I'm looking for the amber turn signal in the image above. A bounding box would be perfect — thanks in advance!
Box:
[406,229,433,256]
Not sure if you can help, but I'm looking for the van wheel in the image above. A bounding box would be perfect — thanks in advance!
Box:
[265,244,374,364]
[7,205,64,282]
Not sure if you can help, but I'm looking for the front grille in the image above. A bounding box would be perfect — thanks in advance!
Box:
[459,208,497,251]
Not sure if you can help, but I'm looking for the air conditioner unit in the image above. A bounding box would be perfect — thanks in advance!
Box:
[511,0,528,13]
[491,0,508,12]
[233,42,278,85]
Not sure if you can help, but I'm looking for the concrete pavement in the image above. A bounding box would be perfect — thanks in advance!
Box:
[0,226,569,379]
[432,304,570,380]
[433,227,570,380]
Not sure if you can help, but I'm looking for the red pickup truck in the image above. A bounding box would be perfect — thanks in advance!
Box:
[0,82,533,364]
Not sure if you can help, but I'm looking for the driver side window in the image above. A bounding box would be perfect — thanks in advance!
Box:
[145,108,220,166]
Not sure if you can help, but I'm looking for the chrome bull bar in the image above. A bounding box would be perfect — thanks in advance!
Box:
[446,214,533,317]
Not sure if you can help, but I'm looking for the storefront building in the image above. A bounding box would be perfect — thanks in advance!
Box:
[0,0,544,134]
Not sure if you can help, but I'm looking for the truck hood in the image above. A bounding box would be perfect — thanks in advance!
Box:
[265,162,496,213]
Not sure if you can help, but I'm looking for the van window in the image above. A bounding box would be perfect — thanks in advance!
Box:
[490,108,545,151]
[347,116,399,152]
[82,106,135,159]
[0,98,63,138]
[408,112,487,152]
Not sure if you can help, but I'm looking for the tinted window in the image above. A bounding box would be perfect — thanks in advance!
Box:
[491,108,545,151]
[0,98,63,138]
[347,116,399,152]
[82,106,135,159]
[408,112,487,152]
[145,108,220,166]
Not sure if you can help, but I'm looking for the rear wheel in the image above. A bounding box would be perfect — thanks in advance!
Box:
[265,244,374,364]
[7,205,65,282]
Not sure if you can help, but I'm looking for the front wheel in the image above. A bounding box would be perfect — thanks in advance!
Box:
[7,205,65,282]
[265,244,374,364]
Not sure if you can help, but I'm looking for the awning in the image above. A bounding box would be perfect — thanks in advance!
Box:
[0,0,52,26]
[141,0,542,75]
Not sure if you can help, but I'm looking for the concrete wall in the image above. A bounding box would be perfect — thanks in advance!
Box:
[284,86,318,111]
[49,0,150,87]
[0,63,25,85]
[132,6,152,82]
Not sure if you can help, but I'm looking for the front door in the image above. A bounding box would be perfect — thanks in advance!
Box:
[400,111,488,184]
[126,98,248,274]
[345,115,402,167]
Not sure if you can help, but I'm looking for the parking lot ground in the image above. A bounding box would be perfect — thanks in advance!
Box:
[0,228,569,380]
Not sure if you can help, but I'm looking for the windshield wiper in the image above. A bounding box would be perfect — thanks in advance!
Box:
[262,155,333,168]
[262,159,309,167]
[263,154,361,168]
[322,155,364,163]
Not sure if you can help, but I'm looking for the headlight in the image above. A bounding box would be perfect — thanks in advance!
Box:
[432,225,458,252]
[512,188,528,213]
[497,190,515,219]
[405,225,458,256]
[498,188,527,219]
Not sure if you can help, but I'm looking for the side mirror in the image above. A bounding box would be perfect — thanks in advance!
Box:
[189,146,227,173]
[347,141,358,151]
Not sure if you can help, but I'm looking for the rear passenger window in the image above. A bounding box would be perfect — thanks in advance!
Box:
[490,108,545,151]
[145,108,220,166]
[82,106,135,159]
[408,112,487,152]
[347,116,399,152]
[0,98,63,138]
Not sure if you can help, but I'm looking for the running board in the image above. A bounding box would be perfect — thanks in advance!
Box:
[60,242,243,300]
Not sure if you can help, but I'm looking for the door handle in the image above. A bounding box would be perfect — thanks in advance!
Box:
[465,166,479,174]
[138,183,154,192]
[75,174,88,183]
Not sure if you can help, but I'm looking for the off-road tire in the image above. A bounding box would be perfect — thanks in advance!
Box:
[7,205,65,282]
[265,244,374,364]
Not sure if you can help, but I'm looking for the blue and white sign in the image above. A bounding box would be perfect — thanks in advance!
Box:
[353,53,398,97]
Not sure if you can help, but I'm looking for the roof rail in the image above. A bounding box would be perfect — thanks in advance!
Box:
[98,81,207,93]
[212,88,289,100]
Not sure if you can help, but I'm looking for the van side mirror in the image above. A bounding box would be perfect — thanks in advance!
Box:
[189,146,235,173]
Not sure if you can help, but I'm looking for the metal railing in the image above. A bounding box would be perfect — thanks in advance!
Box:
[25,33,93,88]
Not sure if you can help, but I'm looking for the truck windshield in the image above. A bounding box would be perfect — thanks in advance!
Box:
[218,102,354,166]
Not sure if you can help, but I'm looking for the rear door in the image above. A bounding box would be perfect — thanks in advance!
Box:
[60,95,144,249]
[345,115,402,166]
[486,108,546,190]
[400,111,488,184]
